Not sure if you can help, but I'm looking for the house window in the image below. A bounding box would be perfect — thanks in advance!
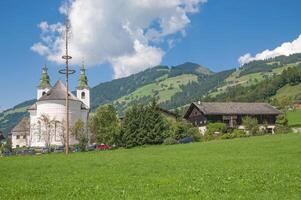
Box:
[81,92,86,99]
[16,135,20,139]
[23,135,26,139]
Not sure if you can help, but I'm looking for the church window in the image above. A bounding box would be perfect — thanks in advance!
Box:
[81,92,86,99]
[42,91,46,96]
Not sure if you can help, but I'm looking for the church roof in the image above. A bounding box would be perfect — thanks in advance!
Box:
[38,80,81,102]
[11,117,30,135]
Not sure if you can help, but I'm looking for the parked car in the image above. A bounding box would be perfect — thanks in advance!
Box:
[15,149,35,156]
[178,137,193,144]
[41,147,51,154]
[1,150,12,157]
[53,146,65,153]
[87,144,96,151]
[96,143,110,150]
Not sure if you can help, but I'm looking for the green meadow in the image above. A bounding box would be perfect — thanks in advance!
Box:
[1,133,301,200]
[287,109,301,127]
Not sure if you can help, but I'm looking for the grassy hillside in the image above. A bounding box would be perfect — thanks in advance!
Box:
[287,110,301,127]
[209,64,296,97]
[0,100,35,135]
[273,83,301,102]
[1,133,301,199]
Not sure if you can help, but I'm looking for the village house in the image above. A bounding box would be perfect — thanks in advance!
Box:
[11,65,90,149]
[184,101,281,134]
[294,100,301,109]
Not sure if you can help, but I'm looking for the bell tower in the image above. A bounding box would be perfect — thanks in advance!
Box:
[77,63,90,109]
[37,65,51,99]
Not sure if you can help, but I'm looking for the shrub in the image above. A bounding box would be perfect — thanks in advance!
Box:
[220,133,233,140]
[242,117,259,136]
[276,114,288,126]
[192,132,202,142]
[163,137,177,145]
[274,125,291,134]
[206,123,227,135]
[231,129,247,138]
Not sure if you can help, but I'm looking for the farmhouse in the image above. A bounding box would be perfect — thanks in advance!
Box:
[184,101,281,133]
[294,100,301,109]
[11,66,90,148]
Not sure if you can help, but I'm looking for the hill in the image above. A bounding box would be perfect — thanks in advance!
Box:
[1,133,301,199]
[2,53,301,136]
[0,63,219,136]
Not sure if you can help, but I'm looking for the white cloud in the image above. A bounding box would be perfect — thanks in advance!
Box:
[239,34,301,65]
[31,0,207,78]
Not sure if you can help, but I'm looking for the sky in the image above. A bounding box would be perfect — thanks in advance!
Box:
[0,0,301,111]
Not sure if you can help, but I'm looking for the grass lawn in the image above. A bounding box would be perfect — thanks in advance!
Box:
[287,109,301,127]
[1,134,301,199]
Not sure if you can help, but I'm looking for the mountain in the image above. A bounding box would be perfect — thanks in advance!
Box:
[1,53,301,136]
[0,63,217,136]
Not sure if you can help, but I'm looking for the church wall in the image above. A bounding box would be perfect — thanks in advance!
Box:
[29,100,89,148]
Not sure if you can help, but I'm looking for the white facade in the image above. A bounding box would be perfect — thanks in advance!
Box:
[28,98,89,147]
[37,88,50,100]
[77,88,90,109]
[12,67,90,148]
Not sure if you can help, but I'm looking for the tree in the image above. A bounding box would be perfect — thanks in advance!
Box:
[242,116,259,136]
[89,105,121,146]
[38,114,56,148]
[71,119,88,151]
[276,114,288,127]
[122,99,169,148]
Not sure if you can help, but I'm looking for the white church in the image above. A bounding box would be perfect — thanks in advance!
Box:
[11,66,90,148]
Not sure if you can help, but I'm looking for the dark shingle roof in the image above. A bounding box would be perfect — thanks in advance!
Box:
[185,102,281,118]
[11,117,30,135]
[38,80,81,102]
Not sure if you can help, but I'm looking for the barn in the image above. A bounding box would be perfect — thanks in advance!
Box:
[184,102,281,133]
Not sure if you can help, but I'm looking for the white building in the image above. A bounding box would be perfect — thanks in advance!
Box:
[11,66,90,148]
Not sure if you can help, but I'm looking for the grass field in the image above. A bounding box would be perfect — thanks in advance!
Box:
[287,109,301,127]
[1,133,301,199]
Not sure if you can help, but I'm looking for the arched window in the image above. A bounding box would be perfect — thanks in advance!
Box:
[81,91,86,99]
[42,91,46,96]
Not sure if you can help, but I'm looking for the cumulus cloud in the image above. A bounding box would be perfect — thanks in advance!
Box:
[31,0,207,78]
[239,34,301,65]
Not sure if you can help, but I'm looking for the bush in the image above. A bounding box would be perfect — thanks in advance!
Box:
[276,114,288,126]
[242,117,259,136]
[220,133,233,140]
[206,123,227,135]
[163,137,177,145]
[275,125,291,134]
[192,132,202,142]
[231,129,247,138]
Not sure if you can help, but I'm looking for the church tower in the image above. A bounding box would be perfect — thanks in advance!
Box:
[37,65,51,100]
[77,64,90,109]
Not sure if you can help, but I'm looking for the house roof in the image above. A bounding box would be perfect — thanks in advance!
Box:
[38,80,81,102]
[11,117,30,135]
[184,102,281,118]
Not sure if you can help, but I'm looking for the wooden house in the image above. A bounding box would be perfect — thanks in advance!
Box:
[184,102,281,132]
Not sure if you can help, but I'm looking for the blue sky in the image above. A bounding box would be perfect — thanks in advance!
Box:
[0,0,301,111]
